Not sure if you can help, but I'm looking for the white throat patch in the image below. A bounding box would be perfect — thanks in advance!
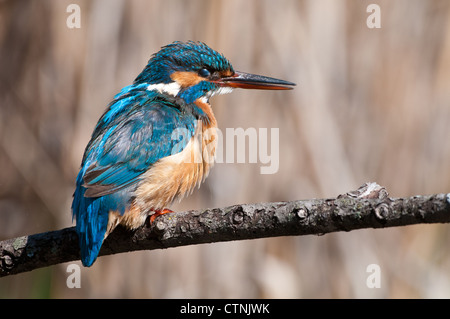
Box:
[205,87,234,99]
[199,87,234,104]
[147,82,233,102]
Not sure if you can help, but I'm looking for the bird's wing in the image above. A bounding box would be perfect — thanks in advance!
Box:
[80,94,196,198]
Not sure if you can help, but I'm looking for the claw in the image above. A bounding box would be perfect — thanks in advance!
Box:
[149,208,174,224]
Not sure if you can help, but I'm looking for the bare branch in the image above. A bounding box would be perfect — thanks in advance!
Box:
[1,183,449,277]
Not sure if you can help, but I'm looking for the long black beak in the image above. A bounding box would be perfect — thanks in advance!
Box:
[216,71,296,90]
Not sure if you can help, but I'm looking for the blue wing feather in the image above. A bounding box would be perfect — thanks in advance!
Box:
[72,87,197,266]
[83,88,196,196]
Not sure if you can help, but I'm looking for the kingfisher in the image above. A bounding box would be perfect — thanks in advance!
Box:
[72,41,295,267]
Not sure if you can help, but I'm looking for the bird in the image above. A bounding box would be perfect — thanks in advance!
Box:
[72,41,295,267]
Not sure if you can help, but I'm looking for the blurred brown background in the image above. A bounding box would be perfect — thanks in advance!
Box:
[1,0,450,298]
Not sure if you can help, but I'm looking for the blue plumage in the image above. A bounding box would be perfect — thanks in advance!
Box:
[73,88,197,266]
[72,41,294,267]
[134,41,233,84]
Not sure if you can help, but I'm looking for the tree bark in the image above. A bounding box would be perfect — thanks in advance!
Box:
[1,183,449,277]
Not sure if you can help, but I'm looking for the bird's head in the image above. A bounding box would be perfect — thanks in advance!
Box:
[134,41,295,104]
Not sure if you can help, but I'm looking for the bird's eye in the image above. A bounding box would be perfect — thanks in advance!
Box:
[198,68,211,77]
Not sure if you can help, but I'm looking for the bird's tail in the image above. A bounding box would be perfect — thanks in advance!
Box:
[72,173,109,267]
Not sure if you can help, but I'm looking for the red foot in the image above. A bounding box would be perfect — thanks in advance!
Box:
[149,208,174,224]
